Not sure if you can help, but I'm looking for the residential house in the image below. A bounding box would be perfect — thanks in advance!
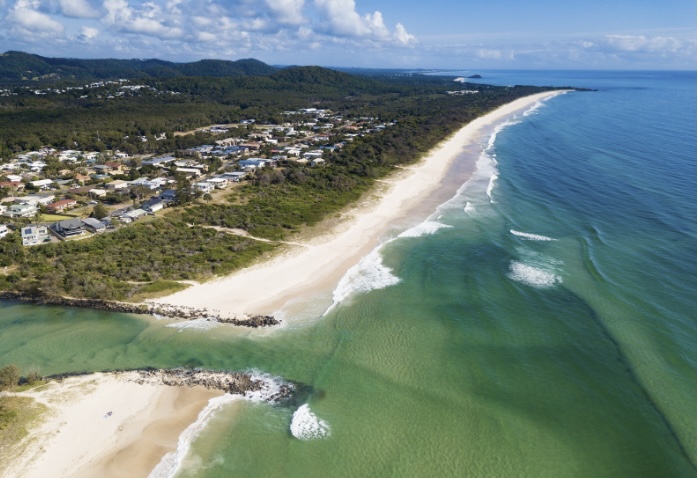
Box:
[0,224,9,239]
[50,218,85,239]
[206,177,229,189]
[142,156,177,167]
[46,199,77,213]
[89,188,107,198]
[121,208,148,223]
[4,203,38,218]
[221,172,247,182]
[29,179,53,189]
[0,181,25,192]
[21,225,50,246]
[141,198,165,213]
[106,179,129,191]
[18,194,55,206]
[160,189,177,203]
[194,182,215,193]
[81,217,107,233]
[175,167,202,177]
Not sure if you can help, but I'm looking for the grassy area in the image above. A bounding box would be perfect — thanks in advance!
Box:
[38,213,77,222]
[0,395,47,469]
[127,280,191,301]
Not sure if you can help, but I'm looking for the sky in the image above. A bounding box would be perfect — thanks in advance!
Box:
[0,0,695,70]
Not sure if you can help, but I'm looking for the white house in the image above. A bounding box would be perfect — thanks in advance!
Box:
[194,182,215,193]
[30,179,53,189]
[206,177,228,189]
[0,224,9,239]
[4,203,38,218]
[21,225,50,246]
[106,179,129,190]
[221,172,247,182]
[17,194,55,206]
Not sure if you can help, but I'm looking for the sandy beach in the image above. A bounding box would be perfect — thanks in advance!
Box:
[2,373,221,478]
[154,91,566,318]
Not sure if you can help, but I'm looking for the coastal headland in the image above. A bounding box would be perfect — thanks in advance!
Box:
[1,91,567,477]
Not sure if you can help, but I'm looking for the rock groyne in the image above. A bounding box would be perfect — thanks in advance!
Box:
[0,291,280,328]
[49,368,295,403]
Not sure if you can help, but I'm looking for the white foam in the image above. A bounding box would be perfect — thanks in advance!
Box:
[486,172,498,202]
[510,230,556,241]
[398,220,452,238]
[244,370,290,402]
[165,318,219,331]
[327,246,400,313]
[290,404,331,440]
[148,394,240,478]
[464,202,476,215]
[507,261,561,288]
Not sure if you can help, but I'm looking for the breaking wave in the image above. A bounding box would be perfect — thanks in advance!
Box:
[398,220,452,238]
[326,246,400,314]
[510,230,556,241]
[290,404,331,440]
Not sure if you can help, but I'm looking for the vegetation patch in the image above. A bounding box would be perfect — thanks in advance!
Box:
[128,280,191,301]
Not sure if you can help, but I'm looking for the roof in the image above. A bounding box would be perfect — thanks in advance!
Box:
[81,218,106,228]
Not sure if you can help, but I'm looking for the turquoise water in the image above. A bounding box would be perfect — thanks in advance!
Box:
[1,71,695,477]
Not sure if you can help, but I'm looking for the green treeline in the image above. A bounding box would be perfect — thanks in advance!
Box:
[0,220,275,300]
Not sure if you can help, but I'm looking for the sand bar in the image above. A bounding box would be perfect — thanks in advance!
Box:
[154,91,566,318]
[2,373,221,478]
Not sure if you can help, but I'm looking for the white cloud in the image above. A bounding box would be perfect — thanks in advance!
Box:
[393,23,416,46]
[102,0,182,39]
[59,0,99,18]
[312,0,413,45]
[6,0,65,36]
[77,25,99,41]
[265,0,305,25]
[603,34,683,54]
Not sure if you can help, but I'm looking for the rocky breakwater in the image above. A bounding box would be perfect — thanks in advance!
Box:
[50,368,296,404]
[0,291,280,328]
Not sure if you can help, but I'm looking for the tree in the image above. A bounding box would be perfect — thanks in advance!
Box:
[203,193,212,203]
[93,203,109,219]
[0,364,20,391]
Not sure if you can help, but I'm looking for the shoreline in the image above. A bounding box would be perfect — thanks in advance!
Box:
[1,373,221,478]
[153,91,567,319]
[1,369,295,478]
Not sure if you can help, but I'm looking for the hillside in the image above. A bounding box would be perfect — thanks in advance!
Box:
[0,51,278,82]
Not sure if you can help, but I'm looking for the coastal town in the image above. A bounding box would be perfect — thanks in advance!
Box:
[0,107,395,247]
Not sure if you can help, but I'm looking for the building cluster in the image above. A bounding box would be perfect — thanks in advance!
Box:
[1,79,179,99]
[0,107,395,247]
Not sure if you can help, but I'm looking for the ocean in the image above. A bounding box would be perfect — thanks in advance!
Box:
[1,70,695,477]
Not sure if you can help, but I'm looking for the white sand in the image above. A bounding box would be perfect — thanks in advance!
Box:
[154,91,566,317]
[2,373,220,478]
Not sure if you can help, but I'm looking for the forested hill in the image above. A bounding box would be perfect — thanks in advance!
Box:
[0,51,278,82]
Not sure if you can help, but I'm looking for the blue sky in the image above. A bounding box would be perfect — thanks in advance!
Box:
[0,0,695,70]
